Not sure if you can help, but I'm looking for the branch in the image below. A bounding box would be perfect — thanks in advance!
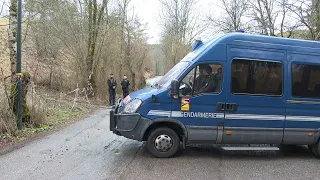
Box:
[0,0,5,16]
[22,18,31,44]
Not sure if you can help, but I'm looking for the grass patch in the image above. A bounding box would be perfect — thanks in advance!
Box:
[0,107,89,145]
[47,108,89,126]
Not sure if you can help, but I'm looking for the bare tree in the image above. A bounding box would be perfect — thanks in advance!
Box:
[286,0,320,40]
[116,0,152,90]
[207,0,249,33]
[159,0,203,70]
[245,0,299,37]
[275,0,301,38]
[86,0,108,96]
[248,0,278,36]
[313,0,320,39]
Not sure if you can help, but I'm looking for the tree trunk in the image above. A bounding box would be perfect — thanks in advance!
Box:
[257,0,268,35]
[8,0,17,110]
[130,71,136,91]
[314,0,320,40]
[8,0,17,84]
[49,64,53,89]
[86,0,107,97]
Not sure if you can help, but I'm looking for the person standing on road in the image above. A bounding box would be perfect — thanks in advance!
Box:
[108,73,117,106]
[121,75,130,98]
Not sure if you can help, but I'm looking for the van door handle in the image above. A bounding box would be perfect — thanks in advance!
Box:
[226,103,238,112]
[216,102,225,111]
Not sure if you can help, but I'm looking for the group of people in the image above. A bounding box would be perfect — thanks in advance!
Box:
[107,73,130,106]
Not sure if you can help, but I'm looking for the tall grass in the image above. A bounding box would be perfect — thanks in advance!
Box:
[0,83,16,134]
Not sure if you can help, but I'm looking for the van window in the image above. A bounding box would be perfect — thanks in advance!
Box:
[292,64,320,98]
[180,64,223,96]
[156,61,189,88]
[232,59,283,96]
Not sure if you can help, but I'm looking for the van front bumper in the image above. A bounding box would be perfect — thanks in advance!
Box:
[110,110,151,141]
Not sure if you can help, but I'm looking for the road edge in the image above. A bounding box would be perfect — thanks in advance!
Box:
[0,107,107,156]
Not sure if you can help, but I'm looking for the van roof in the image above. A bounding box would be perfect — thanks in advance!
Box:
[216,33,320,53]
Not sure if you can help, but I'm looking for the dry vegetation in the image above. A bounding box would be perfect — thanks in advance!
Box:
[0,18,90,143]
[0,0,154,143]
[0,18,9,74]
[0,18,16,134]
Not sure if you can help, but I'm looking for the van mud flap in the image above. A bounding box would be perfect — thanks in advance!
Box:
[110,110,116,132]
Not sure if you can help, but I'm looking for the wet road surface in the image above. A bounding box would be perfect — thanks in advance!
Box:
[1,109,320,180]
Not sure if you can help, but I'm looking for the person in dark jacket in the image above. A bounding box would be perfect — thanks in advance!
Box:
[107,73,117,106]
[121,75,130,98]
[196,66,217,94]
[214,67,223,92]
[193,64,207,92]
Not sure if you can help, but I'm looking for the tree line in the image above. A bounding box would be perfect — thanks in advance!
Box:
[160,0,320,72]
[3,0,320,96]
[5,0,153,100]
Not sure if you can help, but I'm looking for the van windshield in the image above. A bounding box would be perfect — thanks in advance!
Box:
[155,34,224,89]
[155,61,190,89]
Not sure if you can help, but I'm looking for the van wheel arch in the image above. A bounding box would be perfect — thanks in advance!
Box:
[142,118,187,141]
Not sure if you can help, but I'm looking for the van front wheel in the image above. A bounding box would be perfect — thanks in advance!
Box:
[146,127,180,158]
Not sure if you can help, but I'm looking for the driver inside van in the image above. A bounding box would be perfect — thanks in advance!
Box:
[193,64,207,92]
[195,65,216,94]
[214,67,223,92]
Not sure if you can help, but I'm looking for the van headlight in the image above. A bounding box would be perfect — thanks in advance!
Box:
[123,99,142,113]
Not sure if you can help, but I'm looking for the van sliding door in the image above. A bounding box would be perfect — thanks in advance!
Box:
[223,46,287,144]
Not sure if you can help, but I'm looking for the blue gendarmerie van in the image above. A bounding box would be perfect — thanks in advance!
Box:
[110,32,320,158]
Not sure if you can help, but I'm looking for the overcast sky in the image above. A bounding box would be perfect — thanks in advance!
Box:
[132,0,218,44]
[0,0,220,44]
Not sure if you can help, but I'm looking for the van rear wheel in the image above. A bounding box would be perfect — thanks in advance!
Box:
[310,140,320,157]
[146,127,180,158]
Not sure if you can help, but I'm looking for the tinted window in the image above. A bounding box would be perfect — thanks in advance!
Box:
[232,59,283,96]
[292,64,320,98]
[180,64,223,96]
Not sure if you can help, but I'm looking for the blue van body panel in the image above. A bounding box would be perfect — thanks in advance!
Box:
[197,44,227,63]
[219,33,320,51]
[126,87,159,102]
[111,33,320,145]
[283,52,320,144]
[130,88,172,119]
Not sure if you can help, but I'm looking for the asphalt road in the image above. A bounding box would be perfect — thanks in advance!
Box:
[1,109,320,180]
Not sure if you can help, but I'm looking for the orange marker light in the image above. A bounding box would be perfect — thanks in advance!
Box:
[226,131,232,135]
[308,132,314,137]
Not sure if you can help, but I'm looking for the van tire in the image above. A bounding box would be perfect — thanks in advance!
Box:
[310,140,320,157]
[146,127,180,158]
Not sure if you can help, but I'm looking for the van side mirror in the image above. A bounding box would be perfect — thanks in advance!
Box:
[170,80,179,99]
